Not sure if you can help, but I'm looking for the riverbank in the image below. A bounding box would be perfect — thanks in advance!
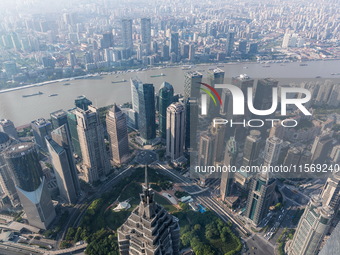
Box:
[1,58,338,95]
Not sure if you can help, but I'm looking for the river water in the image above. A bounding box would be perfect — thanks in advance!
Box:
[0,60,339,126]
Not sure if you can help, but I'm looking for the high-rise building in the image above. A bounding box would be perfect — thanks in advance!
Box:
[185,97,199,150]
[68,51,77,67]
[269,120,286,140]
[253,78,279,119]
[210,119,227,163]
[106,104,130,165]
[198,131,215,166]
[101,32,114,49]
[0,132,19,206]
[0,119,18,139]
[242,130,262,167]
[189,44,195,62]
[170,32,179,61]
[181,44,189,59]
[244,172,276,226]
[207,68,224,116]
[118,166,180,254]
[46,125,80,204]
[3,143,56,229]
[226,31,235,57]
[158,82,174,139]
[320,172,340,212]
[161,44,170,60]
[287,195,334,255]
[330,145,340,163]
[220,88,233,118]
[166,103,186,161]
[248,43,258,54]
[311,134,333,164]
[75,95,92,110]
[131,79,156,141]
[141,18,151,54]
[75,106,110,183]
[220,137,238,201]
[122,19,133,50]
[283,146,311,167]
[238,40,247,55]
[130,79,140,128]
[263,136,283,167]
[31,118,52,150]
[50,110,68,129]
[66,109,82,157]
[184,71,203,100]
[231,74,254,119]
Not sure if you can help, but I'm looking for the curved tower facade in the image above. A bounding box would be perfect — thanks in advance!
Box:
[3,143,56,229]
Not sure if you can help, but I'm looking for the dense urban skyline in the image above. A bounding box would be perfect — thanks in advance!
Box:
[0,0,339,255]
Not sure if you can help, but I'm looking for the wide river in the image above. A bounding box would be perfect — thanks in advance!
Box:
[0,60,340,126]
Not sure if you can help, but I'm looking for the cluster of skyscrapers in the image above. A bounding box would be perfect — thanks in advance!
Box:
[0,95,131,230]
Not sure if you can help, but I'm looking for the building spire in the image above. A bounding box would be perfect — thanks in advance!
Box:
[145,165,149,189]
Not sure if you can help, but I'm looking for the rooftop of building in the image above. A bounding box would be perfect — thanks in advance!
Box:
[31,118,50,127]
[50,109,67,118]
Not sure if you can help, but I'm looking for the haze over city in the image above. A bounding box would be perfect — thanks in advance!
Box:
[0,0,339,255]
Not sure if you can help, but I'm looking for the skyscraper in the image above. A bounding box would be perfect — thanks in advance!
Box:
[220,137,238,201]
[118,166,180,255]
[158,82,174,139]
[184,71,203,100]
[3,143,56,229]
[67,108,82,157]
[161,44,170,60]
[287,195,334,255]
[130,79,140,129]
[76,106,110,183]
[141,18,151,54]
[181,44,189,59]
[101,32,114,49]
[170,32,179,61]
[166,103,186,161]
[75,95,92,110]
[283,146,311,167]
[131,79,156,142]
[226,31,235,57]
[207,68,224,116]
[242,130,262,167]
[230,74,254,141]
[263,136,283,167]
[46,125,80,204]
[0,119,18,139]
[238,40,247,55]
[50,109,68,129]
[245,172,276,226]
[311,134,333,164]
[210,119,227,163]
[0,132,19,206]
[185,97,199,150]
[189,44,195,62]
[122,19,133,50]
[198,131,216,166]
[31,118,52,150]
[106,104,130,165]
[320,172,340,212]
[253,78,279,119]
